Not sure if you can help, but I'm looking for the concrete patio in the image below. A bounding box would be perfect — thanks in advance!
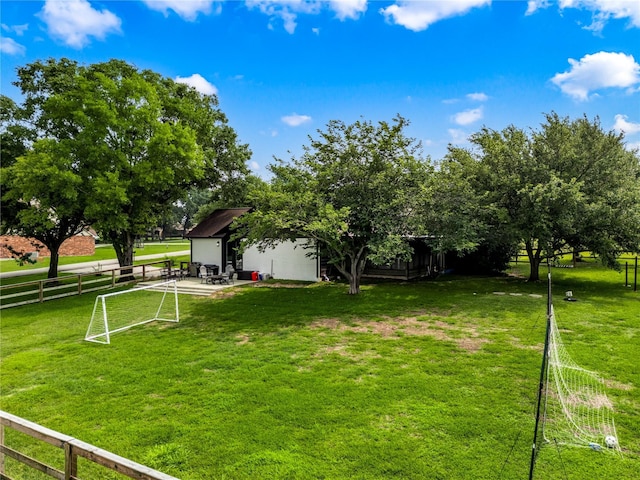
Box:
[141,276,255,296]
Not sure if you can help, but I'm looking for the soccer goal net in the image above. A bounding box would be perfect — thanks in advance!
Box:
[85,280,179,344]
[542,305,620,452]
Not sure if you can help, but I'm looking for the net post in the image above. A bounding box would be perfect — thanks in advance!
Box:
[173,280,180,322]
[102,295,110,344]
[625,262,628,287]
[529,272,552,480]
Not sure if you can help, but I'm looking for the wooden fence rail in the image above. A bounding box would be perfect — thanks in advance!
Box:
[0,410,180,480]
[0,260,175,310]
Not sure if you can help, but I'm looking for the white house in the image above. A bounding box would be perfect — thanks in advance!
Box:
[186,208,320,282]
[242,239,320,282]
[187,208,442,282]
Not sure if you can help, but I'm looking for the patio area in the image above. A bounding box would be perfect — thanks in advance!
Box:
[143,275,255,296]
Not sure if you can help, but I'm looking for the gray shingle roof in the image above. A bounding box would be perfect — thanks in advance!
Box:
[185,208,251,238]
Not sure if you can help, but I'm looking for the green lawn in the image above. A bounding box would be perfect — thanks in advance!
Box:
[1,262,638,479]
[0,240,190,274]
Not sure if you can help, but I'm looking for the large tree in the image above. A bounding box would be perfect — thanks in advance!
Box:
[1,139,90,278]
[2,58,250,276]
[458,113,640,281]
[236,116,432,294]
[1,60,91,278]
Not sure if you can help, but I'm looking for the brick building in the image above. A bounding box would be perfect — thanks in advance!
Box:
[0,232,96,259]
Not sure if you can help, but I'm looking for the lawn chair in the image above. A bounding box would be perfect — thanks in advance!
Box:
[200,265,211,284]
[221,267,235,285]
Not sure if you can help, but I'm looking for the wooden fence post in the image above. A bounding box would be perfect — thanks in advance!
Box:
[38,280,44,303]
[64,442,77,480]
[0,422,5,475]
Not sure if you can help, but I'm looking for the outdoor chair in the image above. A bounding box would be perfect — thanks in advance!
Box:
[199,265,211,284]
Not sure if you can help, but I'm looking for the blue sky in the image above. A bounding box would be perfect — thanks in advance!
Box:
[1,1,639,177]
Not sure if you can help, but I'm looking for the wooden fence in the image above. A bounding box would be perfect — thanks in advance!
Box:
[0,261,177,310]
[0,410,179,480]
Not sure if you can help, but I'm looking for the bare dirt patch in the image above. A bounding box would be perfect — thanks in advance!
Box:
[309,318,342,329]
[309,315,490,353]
[509,336,543,351]
[604,379,634,391]
[209,289,239,300]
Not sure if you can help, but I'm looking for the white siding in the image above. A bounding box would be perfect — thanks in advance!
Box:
[190,238,223,267]
[243,239,319,282]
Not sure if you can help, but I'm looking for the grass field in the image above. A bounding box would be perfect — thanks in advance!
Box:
[0,240,190,274]
[1,261,638,479]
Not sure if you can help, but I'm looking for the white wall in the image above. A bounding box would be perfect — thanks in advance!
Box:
[190,238,223,267]
[243,239,319,282]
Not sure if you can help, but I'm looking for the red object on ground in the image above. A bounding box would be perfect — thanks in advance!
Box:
[251,271,259,281]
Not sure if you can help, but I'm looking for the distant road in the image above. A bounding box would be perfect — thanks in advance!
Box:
[0,250,190,279]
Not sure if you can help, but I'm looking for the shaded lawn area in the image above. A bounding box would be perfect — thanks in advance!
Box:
[1,263,638,479]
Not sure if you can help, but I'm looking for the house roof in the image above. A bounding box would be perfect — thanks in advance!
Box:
[185,207,251,239]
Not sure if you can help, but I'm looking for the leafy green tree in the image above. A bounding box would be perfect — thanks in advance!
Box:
[2,58,251,276]
[1,96,30,235]
[532,113,640,270]
[458,113,640,281]
[236,116,431,294]
[169,187,211,235]
[194,174,267,224]
[1,61,91,278]
[1,139,90,278]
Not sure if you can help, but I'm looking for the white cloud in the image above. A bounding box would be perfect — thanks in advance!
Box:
[466,92,488,102]
[613,114,640,135]
[551,51,640,101]
[247,1,317,33]
[38,0,121,48]
[380,0,490,32]
[2,23,29,36]
[141,1,219,21]
[329,0,367,20]
[625,140,640,151]
[453,107,483,126]
[246,1,366,33]
[448,128,469,144]
[282,113,312,126]
[526,0,640,31]
[249,160,261,171]
[0,37,26,55]
[175,74,218,95]
[525,0,551,16]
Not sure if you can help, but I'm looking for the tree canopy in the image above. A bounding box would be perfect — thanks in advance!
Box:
[447,113,640,281]
[236,116,432,294]
[1,58,251,276]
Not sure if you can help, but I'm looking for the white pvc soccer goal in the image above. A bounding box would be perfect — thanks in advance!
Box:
[85,280,179,344]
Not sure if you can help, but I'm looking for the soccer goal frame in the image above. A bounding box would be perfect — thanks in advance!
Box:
[85,280,179,344]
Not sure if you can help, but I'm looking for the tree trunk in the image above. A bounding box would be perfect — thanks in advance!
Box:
[333,249,367,295]
[48,247,61,279]
[525,240,542,282]
[112,232,135,281]
[348,272,360,295]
